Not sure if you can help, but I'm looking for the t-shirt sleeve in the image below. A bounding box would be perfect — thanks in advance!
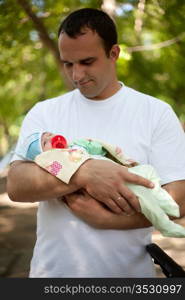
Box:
[149,105,185,185]
[10,103,45,163]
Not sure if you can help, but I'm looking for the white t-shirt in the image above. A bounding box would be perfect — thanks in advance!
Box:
[12,83,185,277]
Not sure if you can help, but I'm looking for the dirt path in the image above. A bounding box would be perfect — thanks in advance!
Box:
[0,188,185,278]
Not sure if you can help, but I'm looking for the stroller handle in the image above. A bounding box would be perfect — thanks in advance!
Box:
[146,243,185,278]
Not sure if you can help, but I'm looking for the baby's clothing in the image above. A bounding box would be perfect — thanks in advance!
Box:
[19,132,43,161]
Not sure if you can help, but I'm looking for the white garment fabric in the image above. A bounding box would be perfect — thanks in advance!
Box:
[11,83,185,277]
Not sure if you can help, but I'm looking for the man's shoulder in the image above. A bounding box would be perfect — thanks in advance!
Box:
[126,86,170,110]
[36,89,77,108]
[24,89,78,121]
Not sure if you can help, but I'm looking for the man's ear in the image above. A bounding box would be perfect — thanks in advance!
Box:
[110,44,120,61]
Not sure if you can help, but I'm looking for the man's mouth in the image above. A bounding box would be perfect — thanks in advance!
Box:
[78,80,91,86]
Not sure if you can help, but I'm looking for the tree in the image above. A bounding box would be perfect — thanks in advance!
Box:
[0,0,184,156]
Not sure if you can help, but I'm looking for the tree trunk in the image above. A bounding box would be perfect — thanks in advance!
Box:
[17,0,72,89]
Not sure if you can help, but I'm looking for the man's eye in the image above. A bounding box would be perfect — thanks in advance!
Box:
[64,62,72,67]
[83,61,93,65]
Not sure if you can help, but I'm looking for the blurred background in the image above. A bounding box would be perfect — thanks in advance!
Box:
[0,0,185,277]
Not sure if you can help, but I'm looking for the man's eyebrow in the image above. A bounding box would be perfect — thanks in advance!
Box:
[61,57,96,64]
[81,57,96,62]
[61,59,70,64]
[80,57,97,64]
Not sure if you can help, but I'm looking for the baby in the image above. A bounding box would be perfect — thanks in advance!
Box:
[16,131,185,237]
[20,131,135,165]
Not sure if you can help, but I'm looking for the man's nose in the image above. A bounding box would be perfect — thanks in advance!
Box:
[72,64,85,82]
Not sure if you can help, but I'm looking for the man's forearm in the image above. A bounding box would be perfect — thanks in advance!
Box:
[162,180,185,218]
[7,161,80,203]
[100,211,152,230]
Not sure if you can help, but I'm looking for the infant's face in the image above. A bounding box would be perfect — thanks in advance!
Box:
[41,132,55,151]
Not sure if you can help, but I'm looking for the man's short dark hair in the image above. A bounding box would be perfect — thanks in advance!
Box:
[58,8,117,56]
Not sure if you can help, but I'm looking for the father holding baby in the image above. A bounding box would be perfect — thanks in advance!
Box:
[7,8,185,277]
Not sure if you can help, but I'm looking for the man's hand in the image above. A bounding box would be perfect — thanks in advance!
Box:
[64,190,151,229]
[64,190,113,228]
[72,159,154,215]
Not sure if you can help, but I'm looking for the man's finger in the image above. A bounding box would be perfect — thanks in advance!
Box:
[126,171,154,188]
[119,185,141,212]
[64,193,81,208]
[113,194,136,214]
[92,194,123,214]
[104,198,123,214]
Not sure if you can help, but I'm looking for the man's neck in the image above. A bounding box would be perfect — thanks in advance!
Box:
[92,80,122,100]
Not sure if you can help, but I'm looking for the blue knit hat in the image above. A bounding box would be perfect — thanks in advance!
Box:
[16,132,43,161]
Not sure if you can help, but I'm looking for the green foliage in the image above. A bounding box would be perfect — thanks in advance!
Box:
[117,0,185,119]
[0,0,185,155]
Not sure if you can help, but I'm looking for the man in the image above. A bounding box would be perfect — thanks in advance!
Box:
[7,8,185,277]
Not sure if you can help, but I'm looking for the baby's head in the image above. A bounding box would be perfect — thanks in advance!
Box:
[25,132,67,160]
